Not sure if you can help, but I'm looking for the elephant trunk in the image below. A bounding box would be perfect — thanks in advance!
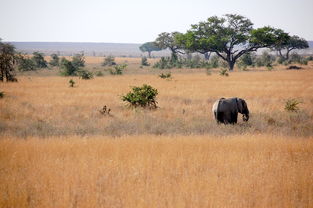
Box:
[242,113,249,122]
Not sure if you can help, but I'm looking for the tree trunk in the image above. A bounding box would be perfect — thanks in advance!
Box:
[286,49,291,60]
[204,52,211,60]
[228,60,235,71]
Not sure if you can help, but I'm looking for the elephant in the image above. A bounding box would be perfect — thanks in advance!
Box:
[212,97,249,124]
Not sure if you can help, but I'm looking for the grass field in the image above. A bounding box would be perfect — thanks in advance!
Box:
[0,59,313,207]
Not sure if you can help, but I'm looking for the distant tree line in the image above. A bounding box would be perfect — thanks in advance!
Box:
[140,14,309,71]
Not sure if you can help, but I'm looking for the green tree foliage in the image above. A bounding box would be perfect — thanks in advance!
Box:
[155,32,184,60]
[60,58,77,76]
[16,54,37,71]
[71,54,85,68]
[175,14,290,71]
[32,52,48,68]
[141,57,150,66]
[102,56,116,66]
[109,64,127,75]
[274,35,309,60]
[122,84,158,109]
[0,41,17,82]
[256,51,275,68]
[139,42,161,58]
[78,69,93,79]
[49,54,60,66]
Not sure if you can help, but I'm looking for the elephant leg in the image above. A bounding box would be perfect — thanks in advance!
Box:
[232,112,238,124]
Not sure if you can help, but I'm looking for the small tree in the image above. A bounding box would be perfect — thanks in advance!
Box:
[16,54,37,71]
[109,63,127,75]
[72,54,85,68]
[49,54,60,66]
[69,79,75,87]
[102,56,116,66]
[274,35,309,60]
[0,41,17,82]
[32,52,47,68]
[155,32,184,60]
[139,42,161,58]
[141,57,150,66]
[175,14,290,71]
[256,51,275,68]
[122,84,158,109]
[60,58,78,76]
[78,69,93,79]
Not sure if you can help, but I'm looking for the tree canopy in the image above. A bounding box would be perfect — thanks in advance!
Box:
[0,40,17,82]
[155,32,184,59]
[139,42,161,58]
[274,35,309,60]
[175,14,290,70]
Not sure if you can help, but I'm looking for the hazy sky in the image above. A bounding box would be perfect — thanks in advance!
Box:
[1,0,313,43]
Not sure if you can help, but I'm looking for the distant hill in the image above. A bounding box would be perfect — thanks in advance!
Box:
[8,42,170,57]
[7,41,313,57]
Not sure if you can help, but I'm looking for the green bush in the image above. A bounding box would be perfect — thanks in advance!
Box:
[69,79,75,87]
[0,91,4,98]
[32,52,47,68]
[95,71,104,77]
[78,69,93,79]
[219,68,229,76]
[285,98,301,112]
[110,63,127,75]
[102,56,116,66]
[141,57,150,66]
[49,54,60,66]
[256,51,275,67]
[16,55,37,71]
[159,72,171,79]
[60,58,78,76]
[72,54,85,68]
[237,53,256,69]
[122,84,158,109]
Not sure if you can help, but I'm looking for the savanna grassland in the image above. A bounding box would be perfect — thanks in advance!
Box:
[1,58,313,207]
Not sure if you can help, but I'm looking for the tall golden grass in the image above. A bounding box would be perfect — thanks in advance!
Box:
[1,62,313,207]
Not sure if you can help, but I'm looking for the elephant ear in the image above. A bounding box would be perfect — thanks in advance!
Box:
[236,98,244,114]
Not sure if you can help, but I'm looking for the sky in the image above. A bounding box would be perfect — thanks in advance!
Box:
[1,0,313,43]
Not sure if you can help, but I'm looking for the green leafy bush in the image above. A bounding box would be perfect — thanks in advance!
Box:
[159,72,171,79]
[32,52,48,68]
[285,99,301,112]
[16,55,37,71]
[110,64,127,75]
[72,54,85,68]
[122,84,158,109]
[219,69,229,76]
[60,58,78,76]
[102,56,116,66]
[78,69,93,79]
[49,54,60,66]
[69,79,75,87]
[141,57,150,66]
[0,91,4,98]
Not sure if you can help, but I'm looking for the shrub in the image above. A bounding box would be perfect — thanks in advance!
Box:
[60,58,78,76]
[69,79,75,87]
[256,51,275,67]
[237,53,256,69]
[110,64,127,75]
[32,52,48,68]
[219,69,229,76]
[159,72,171,79]
[95,71,104,76]
[71,54,85,68]
[0,91,4,98]
[285,98,301,112]
[122,84,158,109]
[141,57,150,66]
[102,56,116,66]
[49,54,60,66]
[78,69,93,80]
[16,55,37,71]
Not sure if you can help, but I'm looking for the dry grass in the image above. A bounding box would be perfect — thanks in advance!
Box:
[1,135,313,208]
[1,60,313,207]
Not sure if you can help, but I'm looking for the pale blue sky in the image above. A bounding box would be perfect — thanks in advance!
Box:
[1,0,312,43]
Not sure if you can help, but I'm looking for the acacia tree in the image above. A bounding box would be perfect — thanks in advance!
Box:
[139,42,161,58]
[155,32,184,60]
[32,51,47,68]
[176,14,290,71]
[274,35,309,60]
[0,40,17,82]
